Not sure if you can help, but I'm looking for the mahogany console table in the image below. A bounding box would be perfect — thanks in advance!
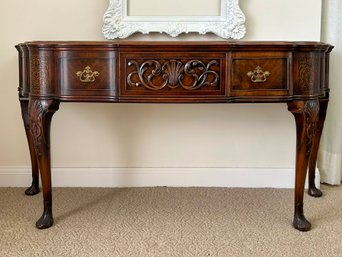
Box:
[16,41,333,231]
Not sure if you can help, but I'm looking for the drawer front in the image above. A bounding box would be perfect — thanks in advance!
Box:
[58,51,116,97]
[230,52,291,97]
[120,53,226,98]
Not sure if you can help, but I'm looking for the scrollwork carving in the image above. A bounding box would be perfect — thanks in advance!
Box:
[287,100,320,157]
[28,100,59,157]
[29,100,45,157]
[303,100,319,156]
[127,59,219,91]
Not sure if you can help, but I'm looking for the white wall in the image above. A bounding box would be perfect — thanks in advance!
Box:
[0,0,322,187]
[128,0,221,16]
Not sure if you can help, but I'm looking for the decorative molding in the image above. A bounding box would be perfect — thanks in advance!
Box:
[0,167,320,188]
[127,59,219,90]
[102,0,246,39]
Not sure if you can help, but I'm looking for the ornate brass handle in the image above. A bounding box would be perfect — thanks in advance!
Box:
[247,66,270,83]
[76,66,100,82]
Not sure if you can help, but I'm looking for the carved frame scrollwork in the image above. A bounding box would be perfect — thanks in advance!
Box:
[102,0,246,39]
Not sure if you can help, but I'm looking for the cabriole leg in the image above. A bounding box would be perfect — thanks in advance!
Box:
[307,98,328,197]
[20,99,40,195]
[29,99,59,229]
[288,99,319,232]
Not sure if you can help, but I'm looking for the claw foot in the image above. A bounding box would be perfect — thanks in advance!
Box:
[25,183,40,196]
[293,214,311,232]
[36,212,54,229]
[308,187,323,198]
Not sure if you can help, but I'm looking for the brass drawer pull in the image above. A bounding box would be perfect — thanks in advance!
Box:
[247,66,270,83]
[76,66,100,82]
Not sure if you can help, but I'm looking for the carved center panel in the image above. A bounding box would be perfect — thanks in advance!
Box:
[121,54,226,97]
[125,58,222,92]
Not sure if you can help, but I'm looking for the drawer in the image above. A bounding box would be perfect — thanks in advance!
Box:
[230,52,291,97]
[120,53,226,98]
[58,51,116,97]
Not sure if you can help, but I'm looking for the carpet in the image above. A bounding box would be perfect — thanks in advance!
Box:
[1,185,342,257]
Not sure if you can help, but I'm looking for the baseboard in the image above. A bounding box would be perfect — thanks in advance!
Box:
[0,167,320,188]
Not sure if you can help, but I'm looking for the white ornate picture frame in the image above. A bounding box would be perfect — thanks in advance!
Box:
[102,0,246,39]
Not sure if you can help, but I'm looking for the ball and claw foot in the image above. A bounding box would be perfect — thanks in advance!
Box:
[36,212,54,229]
[24,182,40,196]
[293,214,311,232]
[308,187,323,198]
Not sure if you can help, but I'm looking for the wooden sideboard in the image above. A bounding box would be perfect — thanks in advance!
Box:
[16,41,333,231]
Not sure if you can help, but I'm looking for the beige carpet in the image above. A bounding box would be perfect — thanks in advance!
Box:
[1,185,342,257]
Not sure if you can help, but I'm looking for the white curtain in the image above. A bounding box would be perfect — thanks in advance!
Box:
[318,0,342,184]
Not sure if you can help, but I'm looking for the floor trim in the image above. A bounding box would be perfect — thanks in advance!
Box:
[0,167,319,188]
